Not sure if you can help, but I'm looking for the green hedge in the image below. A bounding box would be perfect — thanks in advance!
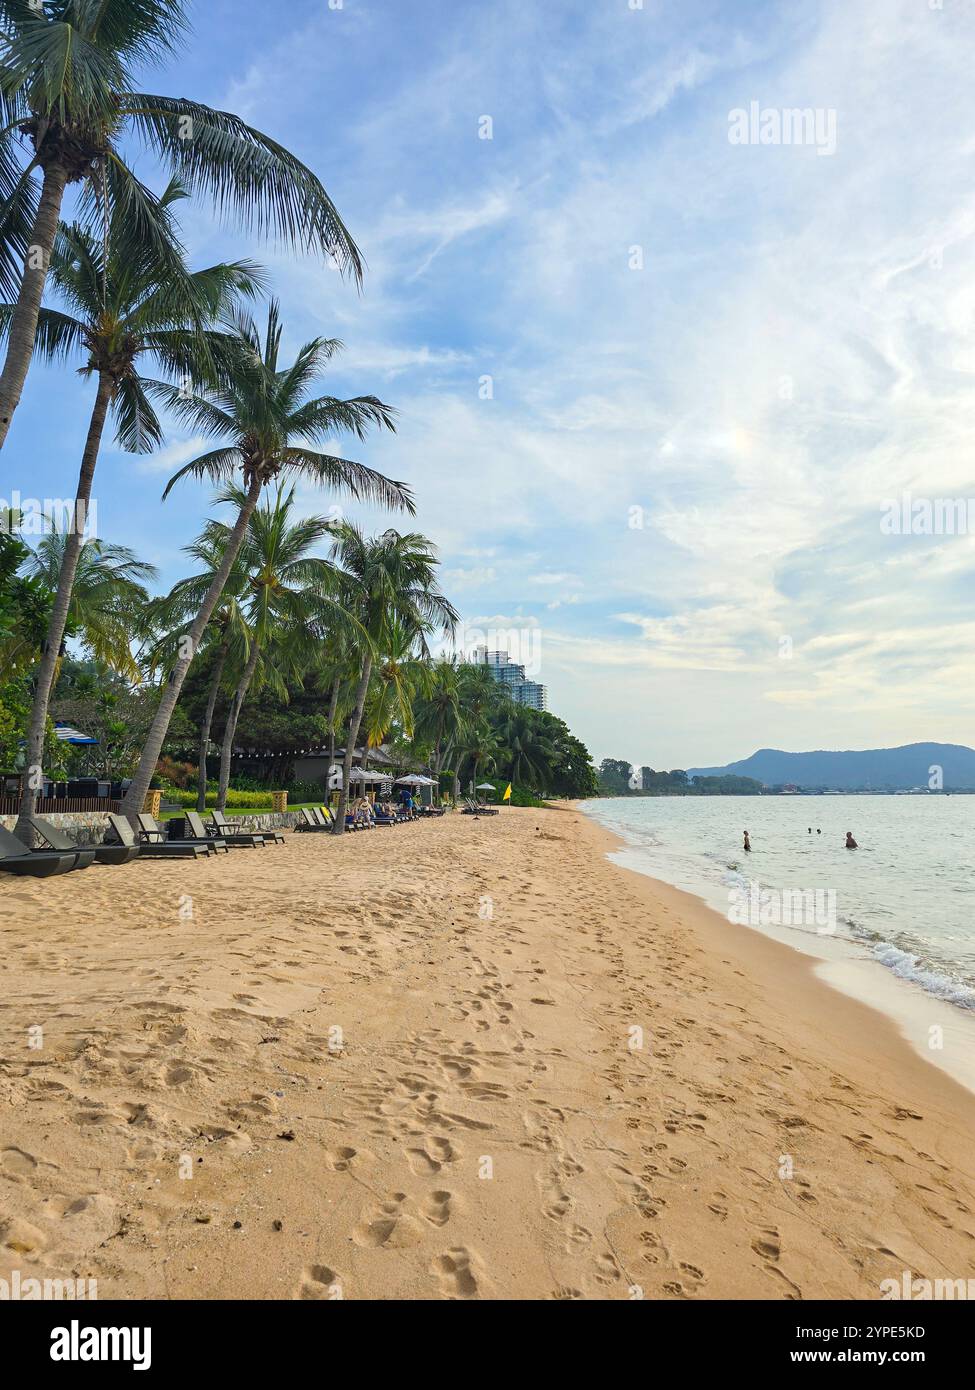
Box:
[166,789,278,808]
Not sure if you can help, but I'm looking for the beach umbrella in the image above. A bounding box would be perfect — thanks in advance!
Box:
[475,782,495,792]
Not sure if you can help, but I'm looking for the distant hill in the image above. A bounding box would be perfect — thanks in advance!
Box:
[687,743,975,790]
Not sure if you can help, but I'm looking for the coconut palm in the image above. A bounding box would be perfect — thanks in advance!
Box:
[23,533,154,677]
[6,180,257,835]
[412,657,465,777]
[442,661,507,795]
[459,725,500,794]
[496,703,558,789]
[314,626,359,794]
[0,0,362,453]
[118,303,411,824]
[327,523,458,834]
[361,615,432,749]
[213,483,351,811]
[142,513,251,811]
[0,526,52,680]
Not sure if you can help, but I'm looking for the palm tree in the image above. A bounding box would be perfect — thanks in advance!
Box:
[327,524,458,834]
[0,525,52,681]
[118,303,411,824]
[315,627,359,794]
[443,661,507,796]
[0,0,362,453]
[459,725,500,795]
[361,615,432,749]
[23,533,154,678]
[496,703,558,790]
[7,181,257,835]
[213,483,348,811]
[143,514,251,811]
[412,657,465,777]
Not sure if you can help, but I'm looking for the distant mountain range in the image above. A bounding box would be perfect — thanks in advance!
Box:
[687,743,975,790]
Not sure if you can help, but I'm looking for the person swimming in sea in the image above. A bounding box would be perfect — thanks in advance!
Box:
[845,831,858,849]
[743,830,751,852]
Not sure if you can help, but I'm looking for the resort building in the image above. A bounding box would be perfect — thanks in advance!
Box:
[471,646,548,711]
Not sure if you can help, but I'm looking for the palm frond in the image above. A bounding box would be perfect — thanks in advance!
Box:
[119,92,364,278]
[282,447,414,514]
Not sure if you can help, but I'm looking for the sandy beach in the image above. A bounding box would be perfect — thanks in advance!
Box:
[1,804,973,1301]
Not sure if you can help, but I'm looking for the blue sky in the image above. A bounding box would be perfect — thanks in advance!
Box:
[7,0,975,767]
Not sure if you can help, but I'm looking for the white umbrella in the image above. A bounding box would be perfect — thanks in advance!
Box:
[395,774,426,785]
[475,782,495,791]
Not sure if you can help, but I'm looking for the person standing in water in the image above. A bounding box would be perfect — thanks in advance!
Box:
[845,831,858,849]
[743,830,751,852]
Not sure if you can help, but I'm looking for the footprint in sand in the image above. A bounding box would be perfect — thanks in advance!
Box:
[324,1145,368,1172]
[421,1190,453,1227]
[431,1247,482,1299]
[1,1146,40,1178]
[352,1194,425,1249]
[298,1264,343,1300]
[406,1135,459,1175]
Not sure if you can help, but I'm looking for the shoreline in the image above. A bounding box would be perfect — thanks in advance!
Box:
[576,799,975,1099]
[1,805,973,1299]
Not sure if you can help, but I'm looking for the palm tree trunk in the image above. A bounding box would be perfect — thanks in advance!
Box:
[119,475,263,826]
[196,640,230,812]
[0,161,70,453]
[15,372,113,843]
[325,674,340,795]
[216,640,260,811]
[332,653,372,834]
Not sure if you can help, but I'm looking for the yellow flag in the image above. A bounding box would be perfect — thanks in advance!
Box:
[502,783,512,801]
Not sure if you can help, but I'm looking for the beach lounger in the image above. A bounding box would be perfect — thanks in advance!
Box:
[210,808,284,845]
[26,814,139,866]
[0,824,85,876]
[135,812,226,854]
[183,810,237,851]
[294,807,330,834]
[107,813,212,860]
[462,797,499,817]
[313,805,360,833]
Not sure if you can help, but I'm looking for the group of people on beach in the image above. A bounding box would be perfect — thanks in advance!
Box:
[742,828,858,851]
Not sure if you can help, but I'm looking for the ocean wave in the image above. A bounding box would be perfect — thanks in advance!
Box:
[871,943,975,1010]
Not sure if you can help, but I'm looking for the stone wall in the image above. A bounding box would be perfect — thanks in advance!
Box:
[1,811,304,845]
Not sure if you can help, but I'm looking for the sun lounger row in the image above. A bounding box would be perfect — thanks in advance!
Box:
[0,807,291,877]
[0,796,459,877]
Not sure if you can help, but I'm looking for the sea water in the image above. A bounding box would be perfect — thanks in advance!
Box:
[581,794,975,1012]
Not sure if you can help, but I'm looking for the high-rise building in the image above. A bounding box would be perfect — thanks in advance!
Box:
[472,647,548,711]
